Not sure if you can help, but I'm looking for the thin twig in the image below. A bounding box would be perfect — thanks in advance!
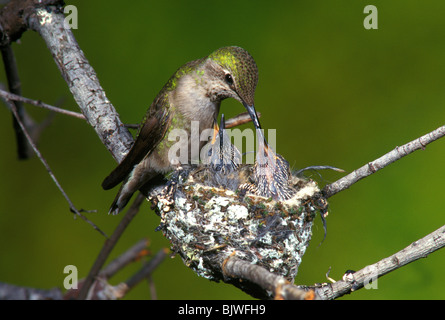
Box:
[225,111,261,129]
[147,275,157,300]
[312,224,445,300]
[99,238,150,279]
[323,124,445,198]
[8,99,108,238]
[77,193,146,300]
[0,88,86,120]
[125,123,139,130]
[124,248,169,293]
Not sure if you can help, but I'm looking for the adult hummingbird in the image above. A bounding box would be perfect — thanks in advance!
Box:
[102,46,264,215]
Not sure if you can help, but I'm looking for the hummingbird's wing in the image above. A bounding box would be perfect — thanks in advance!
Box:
[102,95,171,190]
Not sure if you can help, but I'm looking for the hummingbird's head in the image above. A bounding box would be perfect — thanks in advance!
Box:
[206,46,262,131]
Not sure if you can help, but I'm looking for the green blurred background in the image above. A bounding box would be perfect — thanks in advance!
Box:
[0,0,444,299]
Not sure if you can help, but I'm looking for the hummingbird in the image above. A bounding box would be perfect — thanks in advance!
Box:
[102,46,263,215]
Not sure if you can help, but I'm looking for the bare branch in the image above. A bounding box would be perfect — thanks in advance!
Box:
[225,111,261,129]
[1,44,32,159]
[99,238,150,279]
[0,0,62,45]
[312,224,445,299]
[27,5,134,163]
[0,282,62,300]
[0,88,85,120]
[123,248,169,293]
[223,255,316,300]
[323,124,445,198]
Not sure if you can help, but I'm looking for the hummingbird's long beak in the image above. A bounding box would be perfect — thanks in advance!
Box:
[243,103,261,131]
[243,103,268,146]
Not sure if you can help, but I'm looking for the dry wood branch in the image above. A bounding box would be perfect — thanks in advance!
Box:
[123,248,169,293]
[312,224,445,299]
[0,282,62,300]
[323,124,445,198]
[1,44,30,158]
[99,238,150,280]
[0,88,85,119]
[0,0,62,45]
[26,4,134,163]
[225,111,261,129]
[223,255,316,300]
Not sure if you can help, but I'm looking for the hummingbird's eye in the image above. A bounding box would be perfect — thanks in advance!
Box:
[225,74,234,86]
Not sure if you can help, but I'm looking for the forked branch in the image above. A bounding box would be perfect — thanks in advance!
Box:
[323,125,445,198]
[312,224,445,299]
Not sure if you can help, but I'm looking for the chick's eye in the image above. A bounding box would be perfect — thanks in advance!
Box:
[225,74,234,85]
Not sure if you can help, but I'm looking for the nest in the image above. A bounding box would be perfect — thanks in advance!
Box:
[150,165,328,284]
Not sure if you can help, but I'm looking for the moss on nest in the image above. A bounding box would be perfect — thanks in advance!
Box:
[150,166,328,283]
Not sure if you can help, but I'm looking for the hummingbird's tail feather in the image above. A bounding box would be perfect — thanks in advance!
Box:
[108,197,123,215]
[102,114,171,190]
[102,150,143,190]
[102,168,127,190]
[107,184,132,215]
[107,171,165,215]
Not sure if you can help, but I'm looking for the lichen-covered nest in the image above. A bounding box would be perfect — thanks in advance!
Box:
[150,166,328,284]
